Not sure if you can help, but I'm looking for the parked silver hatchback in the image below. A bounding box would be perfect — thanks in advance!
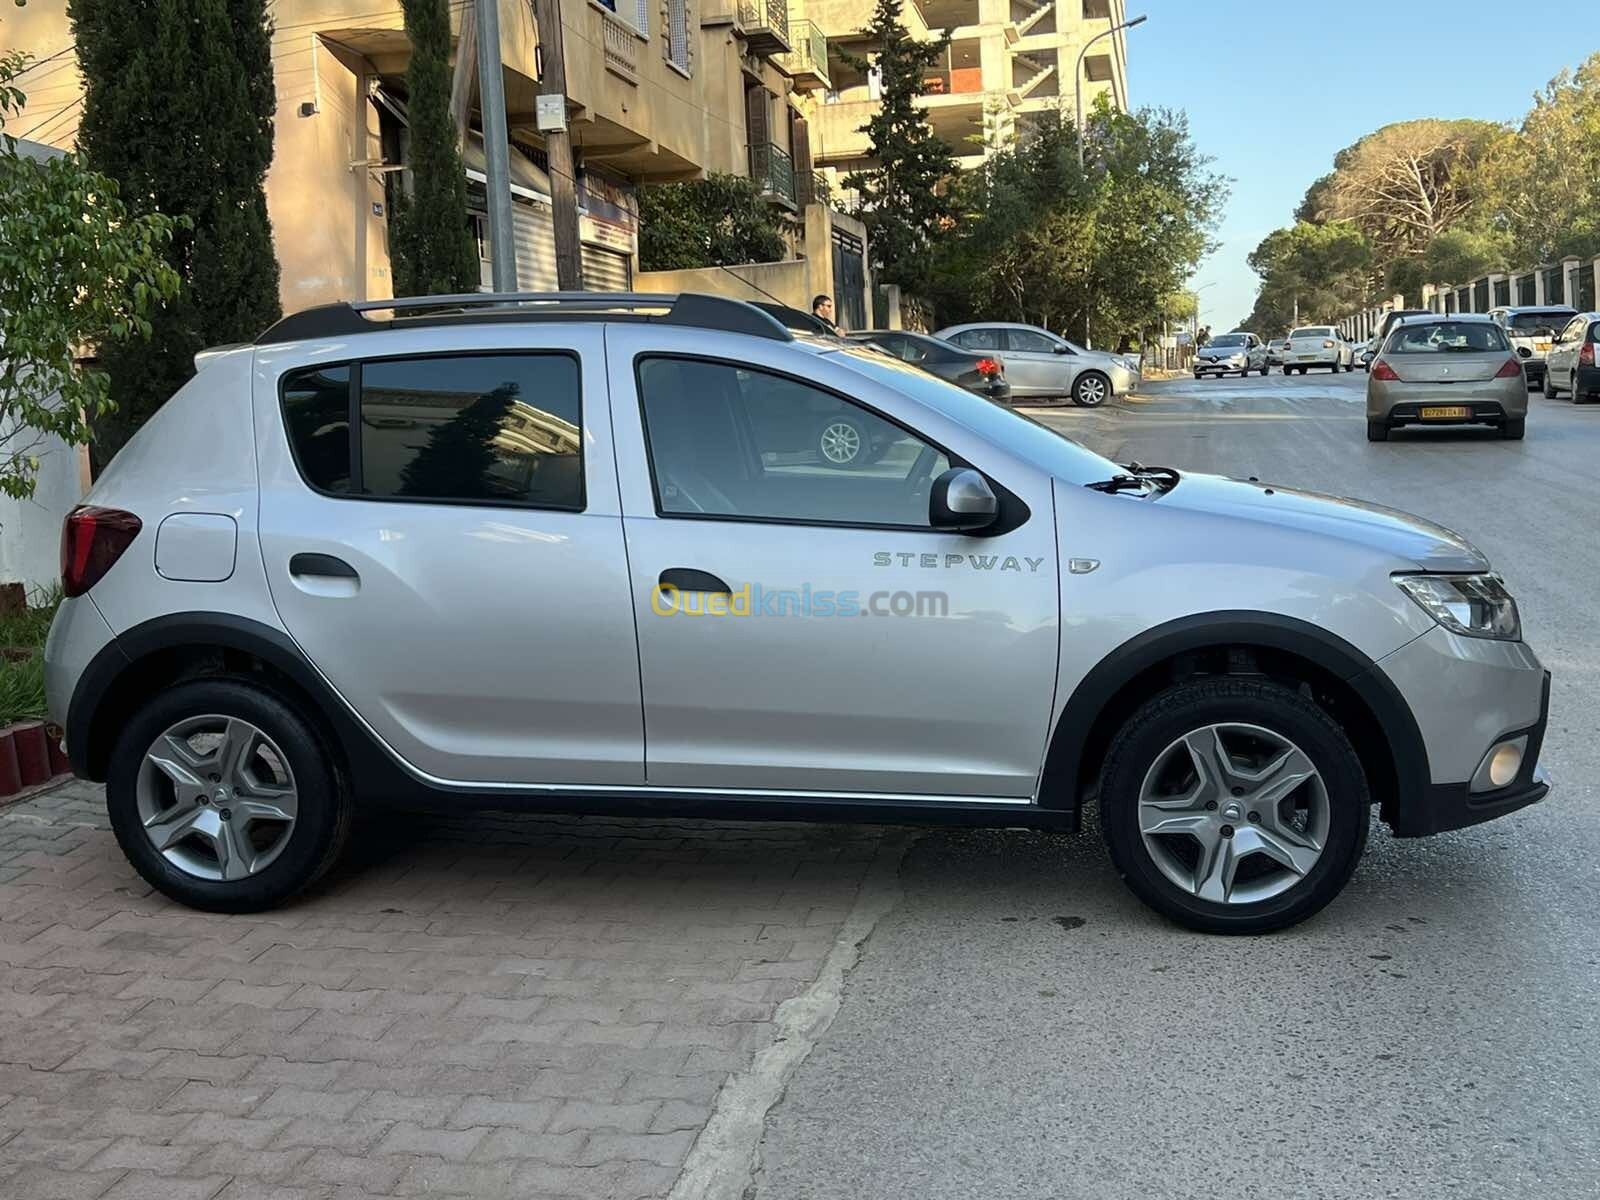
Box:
[1367,314,1529,441]
[44,293,1551,934]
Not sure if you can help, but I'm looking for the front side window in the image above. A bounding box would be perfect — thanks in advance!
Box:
[1007,329,1062,353]
[637,357,949,528]
[950,328,1001,351]
[359,355,582,507]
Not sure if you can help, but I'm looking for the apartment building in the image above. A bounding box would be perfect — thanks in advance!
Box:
[801,0,1130,179]
[3,0,871,316]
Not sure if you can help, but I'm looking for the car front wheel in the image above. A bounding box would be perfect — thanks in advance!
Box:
[106,678,352,912]
[1099,678,1369,934]
[1072,371,1111,407]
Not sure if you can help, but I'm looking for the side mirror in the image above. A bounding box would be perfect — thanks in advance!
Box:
[1517,346,1533,358]
[930,467,998,532]
[1053,343,1070,354]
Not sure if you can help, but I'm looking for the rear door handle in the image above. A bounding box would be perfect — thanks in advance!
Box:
[289,553,359,580]
[658,568,730,594]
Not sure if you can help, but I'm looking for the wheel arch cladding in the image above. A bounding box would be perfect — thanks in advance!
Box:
[1039,612,1429,829]
[68,613,364,787]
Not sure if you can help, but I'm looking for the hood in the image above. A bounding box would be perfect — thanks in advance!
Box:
[1199,346,1247,359]
[1154,473,1490,572]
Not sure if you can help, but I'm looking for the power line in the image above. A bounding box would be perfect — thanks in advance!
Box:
[18,94,83,142]
[11,44,76,76]
[27,101,84,146]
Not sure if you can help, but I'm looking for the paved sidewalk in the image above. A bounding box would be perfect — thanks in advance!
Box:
[0,780,891,1200]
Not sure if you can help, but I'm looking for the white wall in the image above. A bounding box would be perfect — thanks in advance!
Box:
[0,410,85,596]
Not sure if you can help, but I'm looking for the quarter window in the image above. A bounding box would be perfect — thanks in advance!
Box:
[281,365,352,493]
[637,357,950,528]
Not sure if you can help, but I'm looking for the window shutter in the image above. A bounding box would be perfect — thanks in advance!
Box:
[668,0,690,70]
[746,86,769,148]
[635,0,648,35]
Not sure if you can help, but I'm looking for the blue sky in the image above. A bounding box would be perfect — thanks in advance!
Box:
[1128,1,1584,331]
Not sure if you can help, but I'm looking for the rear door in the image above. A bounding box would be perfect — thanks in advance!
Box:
[1548,315,1586,380]
[254,325,644,786]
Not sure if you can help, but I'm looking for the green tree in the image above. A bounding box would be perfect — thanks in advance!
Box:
[842,0,956,290]
[637,174,787,271]
[389,0,480,296]
[1244,221,1371,330]
[69,0,282,465]
[1475,53,1600,265]
[0,43,182,505]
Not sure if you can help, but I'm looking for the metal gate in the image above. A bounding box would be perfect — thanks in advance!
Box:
[831,228,866,332]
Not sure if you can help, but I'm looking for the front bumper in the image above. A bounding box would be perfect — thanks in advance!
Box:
[1376,626,1551,836]
[1194,360,1247,374]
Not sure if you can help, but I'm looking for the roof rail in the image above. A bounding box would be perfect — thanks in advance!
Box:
[254,291,794,347]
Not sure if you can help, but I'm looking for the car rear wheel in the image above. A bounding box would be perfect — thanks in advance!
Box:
[1259,365,1269,377]
[1502,417,1526,440]
[1073,371,1110,407]
[1099,678,1370,934]
[817,415,871,468]
[1366,419,1389,442]
[1543,369,1558,399]
[106,678,351,912]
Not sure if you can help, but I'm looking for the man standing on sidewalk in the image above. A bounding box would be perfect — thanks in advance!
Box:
[812,294,843,335]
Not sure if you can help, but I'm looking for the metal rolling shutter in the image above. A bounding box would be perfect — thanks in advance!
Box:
[511,200,559,292]
[581,245,632,292]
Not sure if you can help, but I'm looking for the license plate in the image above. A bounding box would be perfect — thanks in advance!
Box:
[1536,342,1551,352]
[1298,353,1318,360]
[1421,405,1471,420]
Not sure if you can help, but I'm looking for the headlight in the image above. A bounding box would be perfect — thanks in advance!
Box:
[1395,573,1520,640]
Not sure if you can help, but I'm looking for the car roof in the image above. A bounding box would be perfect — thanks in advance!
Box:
[1497,305,1579,314]
[937,322,1057,333]
[1394,312,1496,325]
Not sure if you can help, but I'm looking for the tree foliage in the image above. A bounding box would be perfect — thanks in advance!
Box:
[0,43,182,506]
[389,0,480,296]
[69,0,282,465]
[1241,221,1370,335]
[636,174,787,271]
[929,101,1224,346]
[841,0,955,290]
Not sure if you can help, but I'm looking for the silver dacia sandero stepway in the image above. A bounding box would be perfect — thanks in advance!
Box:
[44,293,1552,933]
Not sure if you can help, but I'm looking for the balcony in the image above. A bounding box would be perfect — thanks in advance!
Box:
[921,67,984,95]
[736,0,790,56]
[749,141,797,209]
[596,5,639,82]
[778,20,830,90]
[797,168,831,207]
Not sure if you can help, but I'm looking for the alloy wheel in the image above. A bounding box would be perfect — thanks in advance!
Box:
[135,715,299,881]
[819,421,862,464]
[1076,375,1108,405]
[1137,722,1329,905]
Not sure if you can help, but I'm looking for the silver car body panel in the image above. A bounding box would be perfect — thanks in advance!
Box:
[43,596,117,729]
[935,323,1137,399]
[1368,315,1528,420]
[1543,312,1600,390]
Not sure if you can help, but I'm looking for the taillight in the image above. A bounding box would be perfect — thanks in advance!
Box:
[1495,357,1523,378]
[1371,360,1400,381]
[976,358,1001,377]
[1581,342,1595,368]
[60,506,141,597]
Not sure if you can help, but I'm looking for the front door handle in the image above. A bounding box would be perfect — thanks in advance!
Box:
[289,552,359,580]
[659,568,730,594]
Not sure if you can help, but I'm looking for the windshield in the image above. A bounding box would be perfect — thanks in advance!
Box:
[1289,327,1334,339]
[1507,310,1576,335]
[1207,335,1247,348]
[1386,322,1509,353]
[829,346,1124,485]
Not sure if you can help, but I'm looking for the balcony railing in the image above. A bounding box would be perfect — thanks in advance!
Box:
[749,141,797,208]
[778,19,830,89]
[736,0,790,55]
[797,168,830,207]
[598,6,638,81]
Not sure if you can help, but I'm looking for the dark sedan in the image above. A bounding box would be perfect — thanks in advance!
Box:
[847,330,1011,401]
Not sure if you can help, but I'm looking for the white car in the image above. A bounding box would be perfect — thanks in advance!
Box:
[1489,305,1579,391]
[1283,326,1353,374]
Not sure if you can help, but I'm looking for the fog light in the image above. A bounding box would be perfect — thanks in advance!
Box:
[1488,744,1522,788]
[1471,735,1529,793]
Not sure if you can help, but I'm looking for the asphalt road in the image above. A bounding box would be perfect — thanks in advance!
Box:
[753,369,1600,1200]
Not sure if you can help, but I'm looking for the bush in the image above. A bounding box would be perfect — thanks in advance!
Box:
[637,175,787,271]
[0,586,60,726]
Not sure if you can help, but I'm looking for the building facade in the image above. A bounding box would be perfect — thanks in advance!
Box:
[3,0,871,316]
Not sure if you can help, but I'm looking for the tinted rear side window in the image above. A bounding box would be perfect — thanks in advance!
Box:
[359,355,582,508]
[281,365,352,493]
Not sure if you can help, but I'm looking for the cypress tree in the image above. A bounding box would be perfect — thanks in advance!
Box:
[389,0,480,297]
[69,0,282,464]
[842,0,956,292]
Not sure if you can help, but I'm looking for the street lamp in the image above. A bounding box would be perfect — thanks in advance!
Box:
[1076,14,1147,170]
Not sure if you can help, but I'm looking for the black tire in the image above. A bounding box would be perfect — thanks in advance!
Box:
[1099,678,1370,934]
[1543,369,1558,399]
[1343,362,1354,372]
[105,678,352,912]
[1366,419,1389,442]
[1259,365,1269,377]
[1569,373,1581,404]
[1072,370,1111,407]
[816,414,872,469]
[1502,417,1526,440]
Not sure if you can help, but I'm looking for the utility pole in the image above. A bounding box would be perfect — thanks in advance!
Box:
[475,0,517,291]
[531,0,583,290]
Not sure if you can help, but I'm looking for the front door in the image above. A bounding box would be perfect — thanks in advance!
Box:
[605,328,1060,798]
[254,328,644,786]
[1002,327,1075,398]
